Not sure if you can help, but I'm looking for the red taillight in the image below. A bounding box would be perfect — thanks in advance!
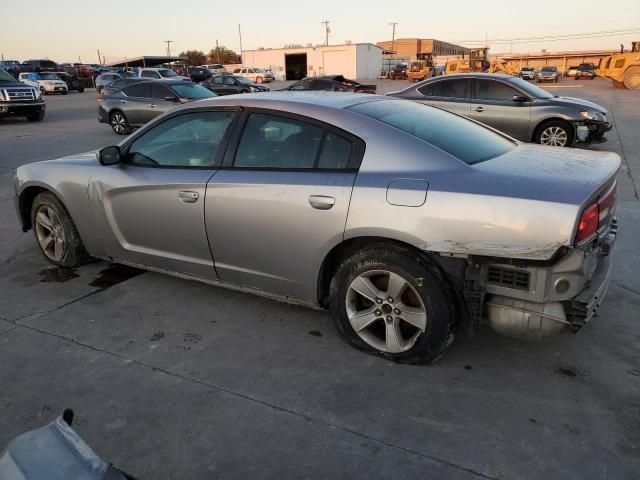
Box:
[576,203,599,243]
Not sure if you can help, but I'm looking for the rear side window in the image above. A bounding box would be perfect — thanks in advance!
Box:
[474,80,517,102]
[234,113,358,170]
[348,99,514,165]
[141,70,159,79]
[418,79,469,99]
[124,84,150,97]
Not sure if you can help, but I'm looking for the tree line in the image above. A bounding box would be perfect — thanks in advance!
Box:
[178,46,241,66]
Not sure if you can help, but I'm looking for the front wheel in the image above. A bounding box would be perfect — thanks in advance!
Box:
[78,87,84,93]
[26,112,45,122]
[109,110,130,135]
[329,244,457,364]
[31,192,90,267]
[255,76,263,84]
[623,66,640,89]
[535,120,574,147]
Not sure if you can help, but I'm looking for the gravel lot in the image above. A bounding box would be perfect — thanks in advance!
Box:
[0,77,638,479]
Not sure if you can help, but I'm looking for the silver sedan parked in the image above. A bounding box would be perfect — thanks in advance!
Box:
[13,93,619,364]
[387,73,611,146]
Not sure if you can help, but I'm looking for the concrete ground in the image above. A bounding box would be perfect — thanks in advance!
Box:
[0,77,638,479]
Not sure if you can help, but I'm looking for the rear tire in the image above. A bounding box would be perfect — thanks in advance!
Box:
[78,87,85,93]
[623,66,640,89]
[535,119,574,147]
[613,80,626,89]
[255,76,263,84]
[109,110,130,135]
[329,243,457,365]
[30,192,90,268]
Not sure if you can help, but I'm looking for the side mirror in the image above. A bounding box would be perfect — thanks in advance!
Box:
[513,94,528,103]
[98,146,121,166]
[164,96,179,103]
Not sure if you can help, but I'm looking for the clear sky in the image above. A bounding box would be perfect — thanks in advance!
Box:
[1,0,639,63]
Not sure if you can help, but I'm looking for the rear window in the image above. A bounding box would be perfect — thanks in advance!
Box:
[348,99,514,165]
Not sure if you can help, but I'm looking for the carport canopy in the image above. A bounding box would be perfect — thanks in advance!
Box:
[105,56,187,68]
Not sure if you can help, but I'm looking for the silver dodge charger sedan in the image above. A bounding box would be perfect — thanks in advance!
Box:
[13,92,620,364]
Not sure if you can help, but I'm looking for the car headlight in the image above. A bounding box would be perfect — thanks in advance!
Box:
[581,111,606,122]
[33,88,42,99]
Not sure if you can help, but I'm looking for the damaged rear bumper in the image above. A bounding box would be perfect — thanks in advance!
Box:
[482,220,616,340]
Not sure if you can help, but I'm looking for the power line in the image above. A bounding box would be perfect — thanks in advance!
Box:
[452,27,640,45]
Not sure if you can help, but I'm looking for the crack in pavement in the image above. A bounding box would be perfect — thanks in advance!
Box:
[8,288,106,323]
[611,280,640,298]
[0,325,19,338]
[6,317,499,480]
[609,107,639,200]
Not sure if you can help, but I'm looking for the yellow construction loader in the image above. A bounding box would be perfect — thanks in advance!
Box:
[407,53,435,82]
[598,41,640,89]
[487,59,517,75]
[444,47,490,74]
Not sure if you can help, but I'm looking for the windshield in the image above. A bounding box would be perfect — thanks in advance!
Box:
[541,67,556,72]
[348,99,514,165]
[521,67,534,71]
[507,77,554,99]
[170,83,216,99]
[0,69,16,82]
[158,69,179,77]
[39,73,60,80]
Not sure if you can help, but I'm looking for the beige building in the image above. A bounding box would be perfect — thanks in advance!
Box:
[493,50,615,72]
[377,38,469,58]
[241,43,383,80]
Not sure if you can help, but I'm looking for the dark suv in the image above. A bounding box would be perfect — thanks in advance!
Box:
[22,59,58,72]
[0,61,20,78]
[0,68,45,121]
[575,63,595,80]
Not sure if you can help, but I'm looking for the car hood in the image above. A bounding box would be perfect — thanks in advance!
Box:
[545,95,607,114]
[37,151,100,167]
[473,143,620,206]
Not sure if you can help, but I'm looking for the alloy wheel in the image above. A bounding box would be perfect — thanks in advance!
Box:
[540,126,568,146]
[35,206,65,261]
[346,270,427,353]
[111,113,126,134]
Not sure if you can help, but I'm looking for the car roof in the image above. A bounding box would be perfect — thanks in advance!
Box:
[428,73,515,80]
[196,91,385,110]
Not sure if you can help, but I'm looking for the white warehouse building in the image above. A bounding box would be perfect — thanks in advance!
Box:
[241,43,383,80]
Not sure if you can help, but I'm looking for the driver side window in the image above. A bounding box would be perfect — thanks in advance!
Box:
[128,111,235,168]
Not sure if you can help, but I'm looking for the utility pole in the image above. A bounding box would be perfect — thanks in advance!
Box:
[216,39,221,64]
[321,20,330,46]
[238,24,243,65]
[97,49,102,65]
[389,22,398,55]
[164,40,173,58]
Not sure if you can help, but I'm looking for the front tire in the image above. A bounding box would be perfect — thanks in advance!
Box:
[255,76,263,84]
[535,119,574,147]
[26,112,45,122]
[623,66,640,89]
[109,110,130,135]
[329,243,457,364]
[31,192,89,267]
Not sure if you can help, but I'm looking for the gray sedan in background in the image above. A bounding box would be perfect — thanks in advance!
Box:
[14,93,619,364]
[387,73,611,146]
[97,80,216,134]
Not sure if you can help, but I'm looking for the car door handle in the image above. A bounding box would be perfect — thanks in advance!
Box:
[149,104,156,108]
[474,106,485,112]
[309,195,335,210]
[179,191,199,203]
[120,100,127,104]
